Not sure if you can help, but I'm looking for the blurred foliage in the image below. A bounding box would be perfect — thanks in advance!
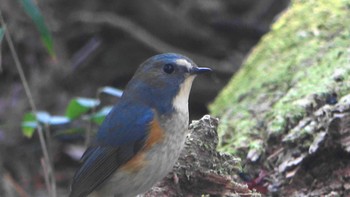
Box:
[21,86,122,138]
[65,97,100,119]
[17,0,55,57]
[21,112,37,137]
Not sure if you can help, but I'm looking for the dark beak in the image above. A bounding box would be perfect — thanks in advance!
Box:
[190,67,212,75]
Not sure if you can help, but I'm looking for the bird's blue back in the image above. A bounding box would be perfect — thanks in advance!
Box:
[96,100,154,147]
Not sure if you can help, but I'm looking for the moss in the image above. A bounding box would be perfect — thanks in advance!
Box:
[210,0,350,153]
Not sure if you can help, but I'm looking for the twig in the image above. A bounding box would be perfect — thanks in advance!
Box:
[84,91,100,147]
[41,158,51,195]
[267,147,284,161]
[4,172,30,197]
[84,112,94,147]
[0,29,3,73]
[0,10,56,197]
[71,36,102,70]
[72,11,219,67]
[44,124,57,197]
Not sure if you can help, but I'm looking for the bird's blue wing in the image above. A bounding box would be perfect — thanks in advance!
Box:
[96,102,154,146]
[69,102,154,197]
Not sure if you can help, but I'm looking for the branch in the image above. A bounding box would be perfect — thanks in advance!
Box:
[72,11,219,67]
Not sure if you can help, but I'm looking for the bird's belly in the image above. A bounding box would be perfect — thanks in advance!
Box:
[94,113,188,197]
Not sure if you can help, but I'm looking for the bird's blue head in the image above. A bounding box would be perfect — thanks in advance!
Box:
[122,53,211,115]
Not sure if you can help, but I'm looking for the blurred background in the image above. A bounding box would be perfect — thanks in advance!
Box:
[0,0,289,196]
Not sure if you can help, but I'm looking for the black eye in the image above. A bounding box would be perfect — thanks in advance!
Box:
[163,63,175,74]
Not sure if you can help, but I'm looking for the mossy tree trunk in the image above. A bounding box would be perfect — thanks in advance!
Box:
[210,0,350,195]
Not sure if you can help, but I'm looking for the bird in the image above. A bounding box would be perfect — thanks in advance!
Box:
[69,53,212,197]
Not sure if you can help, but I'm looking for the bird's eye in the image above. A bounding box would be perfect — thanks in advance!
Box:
[163,63,175,74]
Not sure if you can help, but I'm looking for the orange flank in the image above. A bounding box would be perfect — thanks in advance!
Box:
[144,118,165,149]
[121,153,146,172]
[121,118,165,173]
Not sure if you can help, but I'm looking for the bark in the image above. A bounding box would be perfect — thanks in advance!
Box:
[210,0,350,196]
[145,115,260,197]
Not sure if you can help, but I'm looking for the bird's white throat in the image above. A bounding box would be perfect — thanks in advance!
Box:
[172,76,195,113]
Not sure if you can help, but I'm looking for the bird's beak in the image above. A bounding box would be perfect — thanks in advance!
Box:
[189,67,212,75]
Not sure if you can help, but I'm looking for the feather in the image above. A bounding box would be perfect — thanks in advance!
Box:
[69,101,155,197]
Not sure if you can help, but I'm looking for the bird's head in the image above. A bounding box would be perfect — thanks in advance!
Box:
[122,53,211,115]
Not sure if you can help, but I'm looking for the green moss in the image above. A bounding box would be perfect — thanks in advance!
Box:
[210,0,350,153]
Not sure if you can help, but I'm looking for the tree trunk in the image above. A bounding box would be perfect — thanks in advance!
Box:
[210,0,350,196]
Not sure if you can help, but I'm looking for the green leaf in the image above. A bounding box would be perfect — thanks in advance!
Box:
[98,86,123,98]
[0,27,4,42]
[90,106,113,125]
[23,112,36,122]
[65,97,100,119]
[36,111,50,123]
[21,112,70,137]
[22,122,38,138]
[18,0,55,57]
[21,112,37,138]
[36,111,70,125]
[48,116,70,125]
